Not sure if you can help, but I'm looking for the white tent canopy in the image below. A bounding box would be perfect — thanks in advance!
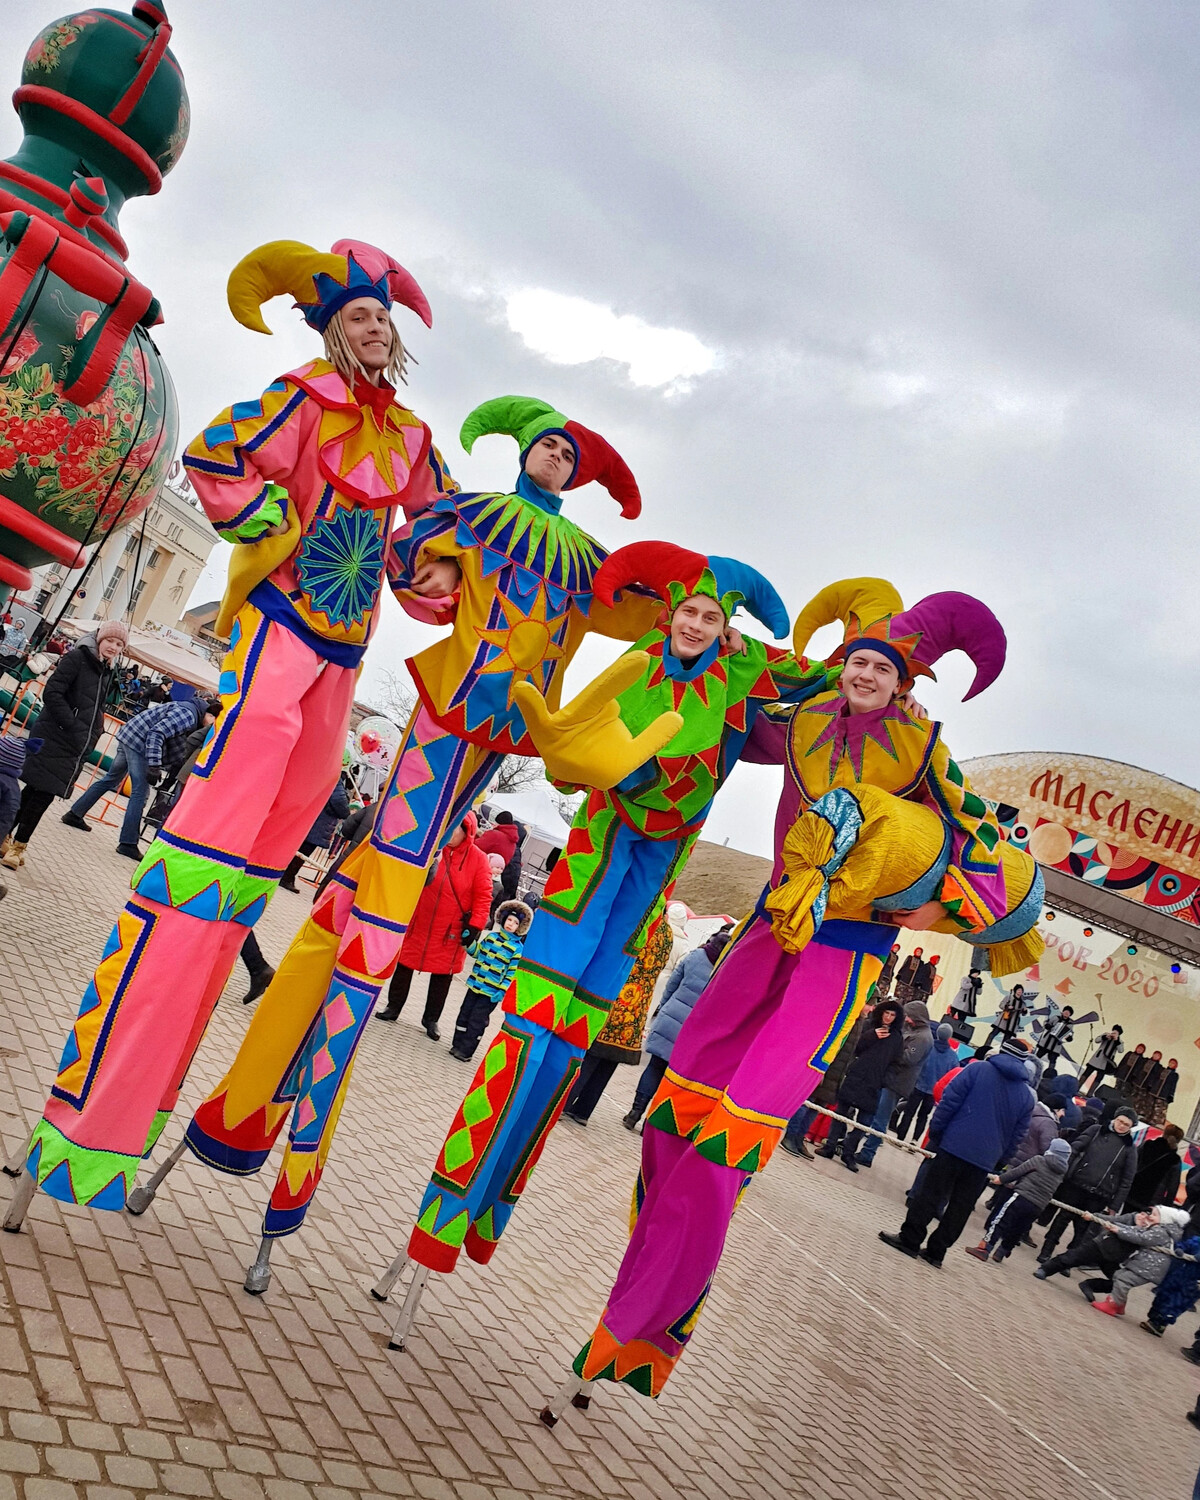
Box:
[58,618,219,691]
[485,788,572,846]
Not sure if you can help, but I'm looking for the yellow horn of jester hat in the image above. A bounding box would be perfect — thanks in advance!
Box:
[226,238,433,335]
[791,578,904,663]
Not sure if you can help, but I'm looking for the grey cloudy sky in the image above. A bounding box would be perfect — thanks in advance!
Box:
[8,1,1198,856]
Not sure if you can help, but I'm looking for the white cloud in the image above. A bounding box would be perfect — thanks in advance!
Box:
[504,289,717,394]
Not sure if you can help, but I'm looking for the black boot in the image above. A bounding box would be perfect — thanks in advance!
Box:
[279,854,304,893]
[241,965,275,1005]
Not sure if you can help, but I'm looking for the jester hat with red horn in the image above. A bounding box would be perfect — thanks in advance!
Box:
[594,541,790,638]
[226,238,432,335]
[797,578,1007,700]
[459,395,641,518]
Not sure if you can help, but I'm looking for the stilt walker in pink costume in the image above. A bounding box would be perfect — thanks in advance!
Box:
[9,237,452,1221]
[554,579,1046,1411]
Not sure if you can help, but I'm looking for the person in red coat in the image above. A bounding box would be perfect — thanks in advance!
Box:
[374,811,493,1039]
[475,809,520,864]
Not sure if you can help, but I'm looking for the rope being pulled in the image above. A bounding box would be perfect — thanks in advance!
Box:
[801,1102,1200,1263]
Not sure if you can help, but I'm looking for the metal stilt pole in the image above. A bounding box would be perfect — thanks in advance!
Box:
[125,1137,189,1215]
[538,1373,594,1428]
[3,1168,36,1233]
[370,1249,408,1302]
[243,1236,274,1295]
[387,1265,430,1351]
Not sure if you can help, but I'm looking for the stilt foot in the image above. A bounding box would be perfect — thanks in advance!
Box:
[386,1265,430,1351]
[3,1169,36,1233]
[243,1237,273,1295]
[370,1250,408,1302]
[540,1374,590,1428]
[125,1138,188,1217]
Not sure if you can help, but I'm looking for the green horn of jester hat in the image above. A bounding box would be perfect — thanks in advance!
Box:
[460,395,641,518]
[794,577,1007,701]
[593,540,790,638]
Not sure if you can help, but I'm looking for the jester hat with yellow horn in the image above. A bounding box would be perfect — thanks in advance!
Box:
[227,238,432,335]
[460,395,641,518]
[796,578,1008,701]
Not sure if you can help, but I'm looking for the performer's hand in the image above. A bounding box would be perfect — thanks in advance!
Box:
[411,557,461,598]
[724,625,747,655]
[899,693,928,720]
[894,899,948,931]
[513,652,683,792]
[262,520,292,538]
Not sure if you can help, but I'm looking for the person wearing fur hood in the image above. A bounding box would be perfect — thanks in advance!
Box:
[449,900,534,1061]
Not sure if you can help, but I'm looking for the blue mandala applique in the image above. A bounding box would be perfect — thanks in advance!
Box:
[295,507,386,630]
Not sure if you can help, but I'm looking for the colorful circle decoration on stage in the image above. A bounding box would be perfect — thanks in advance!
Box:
[0,3,188,591]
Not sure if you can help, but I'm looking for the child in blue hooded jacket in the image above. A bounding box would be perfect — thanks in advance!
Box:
[449,901,533,1061]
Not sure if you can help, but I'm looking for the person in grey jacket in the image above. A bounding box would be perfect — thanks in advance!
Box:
[1038,1106,1139,1261]
[622,932,729,1129]
[968,1138,1071,1262]
[1037,1205,1190,1315]
[856,1001,935,1166]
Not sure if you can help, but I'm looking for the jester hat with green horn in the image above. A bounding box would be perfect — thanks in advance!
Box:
[460,396,641,518]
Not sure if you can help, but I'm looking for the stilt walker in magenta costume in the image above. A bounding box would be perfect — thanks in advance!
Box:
[9,238,451,1221]
[370,543,838,1338]
[105,397,682,1292]
[559,579,1045,1406]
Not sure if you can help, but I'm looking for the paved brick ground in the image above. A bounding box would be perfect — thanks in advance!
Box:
[0,813,1197,1499]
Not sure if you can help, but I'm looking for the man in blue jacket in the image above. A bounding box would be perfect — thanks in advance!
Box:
[879,1039,1035,1267]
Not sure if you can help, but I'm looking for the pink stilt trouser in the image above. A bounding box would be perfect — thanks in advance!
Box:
[31,608,355,1208]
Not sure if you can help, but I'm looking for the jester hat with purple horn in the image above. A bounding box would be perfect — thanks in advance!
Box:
[595,540,790,638]
[808,581,1008,701]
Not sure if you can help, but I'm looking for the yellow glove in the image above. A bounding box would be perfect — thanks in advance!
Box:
[512,651,683,792]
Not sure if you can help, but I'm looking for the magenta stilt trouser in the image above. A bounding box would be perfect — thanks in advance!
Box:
[576,914,893,1396]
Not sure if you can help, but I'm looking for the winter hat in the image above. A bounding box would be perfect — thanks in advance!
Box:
[904,1001,930,1025]
[703,930,732,963]
[1113,1106,1139,1127]
[1000,1037,1032,1057]
[95,621,129,646]
[486,852,506,876]
[0,735,25,779]
[1046,1138,1071,1161]
[1158,1206,1190,1231]
[494,899,534,935]
[936,1023,953,1042]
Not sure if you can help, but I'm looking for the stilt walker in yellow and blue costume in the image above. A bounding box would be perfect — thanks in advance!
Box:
[401,541,839,1275]
[168,399,680,1279]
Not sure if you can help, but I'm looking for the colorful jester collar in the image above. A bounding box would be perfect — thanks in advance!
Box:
[800,695,911,780]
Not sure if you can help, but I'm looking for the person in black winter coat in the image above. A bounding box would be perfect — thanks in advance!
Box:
[279,780,352,893]
[5,623,128,866]
[1125,1124,1185,1214]
[1038,1105,1139,1260]
[816,999,905,1172]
